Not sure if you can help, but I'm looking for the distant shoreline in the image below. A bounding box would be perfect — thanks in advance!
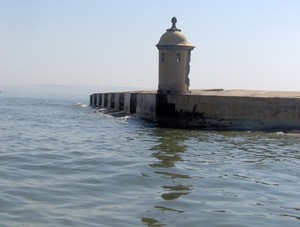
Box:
[0,84,151,96]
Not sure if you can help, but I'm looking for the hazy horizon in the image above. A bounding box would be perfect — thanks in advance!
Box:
[1,0,300,91]
[0,84,152,96]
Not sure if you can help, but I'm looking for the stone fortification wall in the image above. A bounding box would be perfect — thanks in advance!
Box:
[90,90,300,130]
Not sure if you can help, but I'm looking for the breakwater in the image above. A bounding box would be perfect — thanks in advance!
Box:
[90,89,300,130]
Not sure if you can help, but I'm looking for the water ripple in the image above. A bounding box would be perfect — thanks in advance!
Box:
[1,94,300,226]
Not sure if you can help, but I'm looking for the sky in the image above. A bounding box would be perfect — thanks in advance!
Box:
[1,0,300,91]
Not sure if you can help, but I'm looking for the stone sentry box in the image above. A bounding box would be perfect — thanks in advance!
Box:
[156,17,195,95]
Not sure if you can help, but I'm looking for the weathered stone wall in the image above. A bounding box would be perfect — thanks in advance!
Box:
[101,93,105,107]
[156,94,300,130]
[107,93,112,109]
[124,93,131,113]
[114,93,120,110]
[136,93,157,119]
[90,90,300,130]
[158,49,189,93]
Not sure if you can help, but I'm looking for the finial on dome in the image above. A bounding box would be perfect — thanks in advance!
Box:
[167,17,181,32]
[171,17,177,26]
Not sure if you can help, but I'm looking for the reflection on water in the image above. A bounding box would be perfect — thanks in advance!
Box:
[140,129,300,226]
[141,217,165,227]
[154,205,185,213]
[150,129,192,200]
[150,129,187,168]
[155,171,190,179]
[160,191,190,201]
[161,185,192,200]
[141,128,193,226]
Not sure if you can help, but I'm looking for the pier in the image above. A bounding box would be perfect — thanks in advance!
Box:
[90,17,300,130]
[90,90,300,130]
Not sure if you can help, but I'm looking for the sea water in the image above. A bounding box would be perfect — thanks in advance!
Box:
[1,92,300,227]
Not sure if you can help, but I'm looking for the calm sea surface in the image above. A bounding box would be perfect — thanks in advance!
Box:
[1,92,300,227]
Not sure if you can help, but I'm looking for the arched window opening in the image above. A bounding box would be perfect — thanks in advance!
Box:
[161,53,165,62]
[176,53,180,63]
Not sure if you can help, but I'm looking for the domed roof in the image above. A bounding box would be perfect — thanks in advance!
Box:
[156,17,194,48]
